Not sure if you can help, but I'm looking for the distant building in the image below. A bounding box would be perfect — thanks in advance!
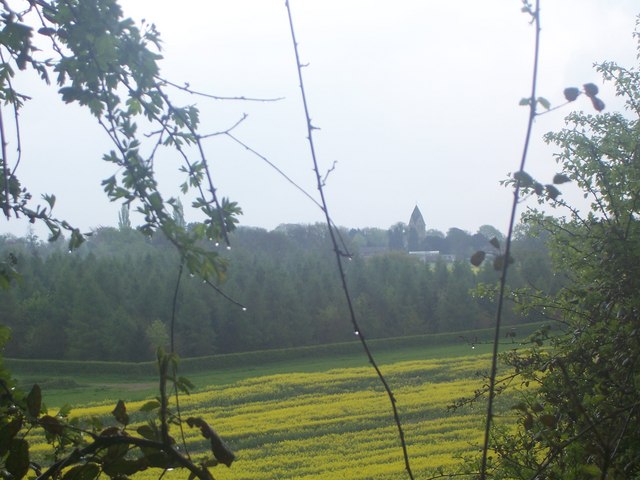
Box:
[359,246,389,258]
[406,205,455,263]
[408,250,440,262]
[407,205,426,251]
[409,250,456,263]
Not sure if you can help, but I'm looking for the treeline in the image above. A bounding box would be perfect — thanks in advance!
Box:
[0,223,560,361]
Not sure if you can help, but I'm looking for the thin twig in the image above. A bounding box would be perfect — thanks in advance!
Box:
[198,114,248,139]
[226,131,322,209]
[203,278,247,310]
[224,131,351,254]
[284,1,414,478]
[0,102,9,218]
[0,48,23,178]
[169,260,193,461]
[170,260,184,353]
[158,77,285,102]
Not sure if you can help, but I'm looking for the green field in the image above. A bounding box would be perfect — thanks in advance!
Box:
[12,330,531,479]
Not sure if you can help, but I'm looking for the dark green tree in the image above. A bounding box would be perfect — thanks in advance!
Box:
[445,227,473,258]
[388,222,407,251]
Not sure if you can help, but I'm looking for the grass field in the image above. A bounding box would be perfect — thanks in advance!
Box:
[16,342,490,407]
[15,336,527,479]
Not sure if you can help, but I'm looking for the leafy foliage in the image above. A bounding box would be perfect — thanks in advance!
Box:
[471,31,640,479]
[0,346,234,480]
[0,0,240,286]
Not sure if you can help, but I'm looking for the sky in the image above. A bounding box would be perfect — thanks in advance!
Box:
[3,0,639,239]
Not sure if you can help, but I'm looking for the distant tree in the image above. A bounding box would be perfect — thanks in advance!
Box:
[145,319,169,352]
[172,198,186,229]
[388,222,407,250]
[117,204,132,230]
[425,228,445,238]
[445,227,472,258]
[435,261,489,331]
[477,224,504,243]
[361,227,389,247]
[423,229,447,252]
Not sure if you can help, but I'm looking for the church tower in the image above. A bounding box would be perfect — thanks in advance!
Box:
[408,205,426,250]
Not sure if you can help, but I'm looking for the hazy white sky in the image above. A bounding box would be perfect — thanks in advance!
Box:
[3,1,639,238]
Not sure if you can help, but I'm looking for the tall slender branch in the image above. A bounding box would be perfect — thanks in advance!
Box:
[284,2,414,478]
[479,2,541,479]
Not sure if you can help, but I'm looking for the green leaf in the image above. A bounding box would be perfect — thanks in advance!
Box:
[42,194,56,209]
[591,96,605,112]
[62,463,101,480]
[141,451,173,469]
[583,83,599,97]
[553,173,571,184]
[57,404,73,417]
[103,458,146,477]
[537,97,551,110]
[545,184,561,200]
[148,192,163,210]
[139,400,161,412]
[68,229,85,250]
[136,424,158,441]
[26,384,42,417]
[6,438,29,480]
[563,87,580,101]
[111,400,129,426]
[513,170,533,187]
[470,251,486,267]
[176,376,195,394]
[519,97,531,106]
[58,86,82,103]
[40,415,64,435]
[37,27,57,36]
[186,417,235,467]
[0,419,23,456]
[533,182,544,196]
[104,443,129,462]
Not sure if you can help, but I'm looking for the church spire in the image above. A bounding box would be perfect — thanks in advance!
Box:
[408,205,426,250]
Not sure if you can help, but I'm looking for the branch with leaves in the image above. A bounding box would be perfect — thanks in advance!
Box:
[0,349,234,480]
[463,7,640,480]
[0,2,245,478]
[0,0,248,282]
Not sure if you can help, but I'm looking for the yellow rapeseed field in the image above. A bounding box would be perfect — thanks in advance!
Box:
[35,351,514,479]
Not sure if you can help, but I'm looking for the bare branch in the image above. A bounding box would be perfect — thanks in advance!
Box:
[284,1,413,478]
